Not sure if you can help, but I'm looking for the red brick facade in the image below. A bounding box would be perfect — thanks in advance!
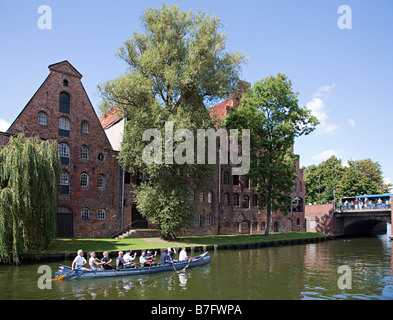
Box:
[4,61,120,238]
[304,204,344,235]
[1,61,307,238]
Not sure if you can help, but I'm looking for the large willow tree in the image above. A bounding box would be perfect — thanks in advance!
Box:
[0,135,60,264]
[99,4,246,239]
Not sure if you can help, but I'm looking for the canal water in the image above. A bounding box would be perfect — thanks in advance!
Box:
[0,235,392,300]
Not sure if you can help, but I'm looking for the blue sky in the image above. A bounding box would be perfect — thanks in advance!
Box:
[0,0,392,190]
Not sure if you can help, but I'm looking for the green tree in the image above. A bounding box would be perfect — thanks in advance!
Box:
[336,159,392,198]
[225,74,318,236]
[303,157,392,203]
[98,4,246,239]
[0,135,60,264]
[303,156,344,204]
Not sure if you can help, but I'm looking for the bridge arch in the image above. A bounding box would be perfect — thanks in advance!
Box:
[344,217,390,236]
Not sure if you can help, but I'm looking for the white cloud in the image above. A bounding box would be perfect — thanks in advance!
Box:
[306,84,337,135]
[348,118,355,127]
[0,118,11,132]
[312,149,338,162]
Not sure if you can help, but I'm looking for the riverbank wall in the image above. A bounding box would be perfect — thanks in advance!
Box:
[17,234,339,264]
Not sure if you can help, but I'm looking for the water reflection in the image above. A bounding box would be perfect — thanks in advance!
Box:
[0,237,392,300]
[53,265,211,300]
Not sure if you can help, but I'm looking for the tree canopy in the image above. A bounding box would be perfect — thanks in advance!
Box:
[225,74,318,235]
[98,4,246,239]
[0,135,60,264]
[303,156,392,204]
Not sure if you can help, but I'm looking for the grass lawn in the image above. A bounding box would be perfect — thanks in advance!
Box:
[43,232,327,254]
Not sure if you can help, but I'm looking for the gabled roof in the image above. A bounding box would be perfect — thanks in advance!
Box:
[208,98,233,123]
[99,108,123,129]
[48,60,83,79]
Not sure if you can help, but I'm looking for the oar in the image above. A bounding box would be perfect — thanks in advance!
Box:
[52,269,74,281]
[182,258,192,271]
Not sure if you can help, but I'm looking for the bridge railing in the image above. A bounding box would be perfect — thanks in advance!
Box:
[335,203,391,212]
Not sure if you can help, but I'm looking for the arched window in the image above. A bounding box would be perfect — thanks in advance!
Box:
[59,92,70,114]
[59,117,70,137]
[98,209,106,221]
[81,121,89,134]
[81,145,89,160]
[63,79,68,87]
[60,171,69,195]
[80,173,89,188]
[208,191,213,204]
[194,213,201,227]
[261,221,266,231]
[207,214,212,226]
[223,172,229,185]
[81,208,90,220]
[199,191,204,203]
[97,174,105,189]
[241,222,249,230]
[38,112,47,126]
[59,143,70,165]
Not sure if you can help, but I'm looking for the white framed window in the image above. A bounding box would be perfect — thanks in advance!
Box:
[207,214,212,226]
[81,145,89,160]
[97,174,105,189]
[60,171,69,186]
[81,173,89,188]
[81,121,89,134]
[208,191,213,204]
[59,143,70,158]
[98,209,106,221]
[81,208,90,220]
[59,116,70,131]
[194,213,201,227]
[38,112,47,126]
[310,220,316,230]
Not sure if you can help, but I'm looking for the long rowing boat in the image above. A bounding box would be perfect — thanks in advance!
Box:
[54,251,211,280]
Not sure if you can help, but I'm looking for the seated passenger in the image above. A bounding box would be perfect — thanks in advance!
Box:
[116,251,127,269]
[124,250,137,265]
[140,251,148,265]
[101,251,113,270]
[161,249,172,265]
[89,252,104,271]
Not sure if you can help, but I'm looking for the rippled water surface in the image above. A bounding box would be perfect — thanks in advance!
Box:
[0,236,392,300]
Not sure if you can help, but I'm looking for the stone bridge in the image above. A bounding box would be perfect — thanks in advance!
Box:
[305,199,393,238]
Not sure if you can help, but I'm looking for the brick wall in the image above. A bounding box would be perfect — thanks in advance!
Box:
[6,61,120,238]
[305,203,344,235]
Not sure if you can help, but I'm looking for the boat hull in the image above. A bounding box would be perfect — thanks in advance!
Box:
[54,252,211,280]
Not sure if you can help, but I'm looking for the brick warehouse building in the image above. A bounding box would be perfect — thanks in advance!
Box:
[0,61,306,238]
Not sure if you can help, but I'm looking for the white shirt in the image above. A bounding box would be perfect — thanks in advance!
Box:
[179,250,188,261]
[73,255,86,267]
[124,253,134,263]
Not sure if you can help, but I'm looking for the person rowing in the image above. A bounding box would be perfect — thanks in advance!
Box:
[101,251,114,270]
[89,252,104,271]
[71,250,89,271]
